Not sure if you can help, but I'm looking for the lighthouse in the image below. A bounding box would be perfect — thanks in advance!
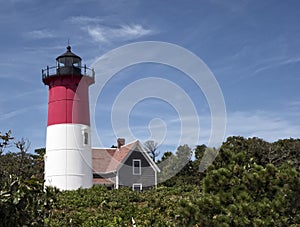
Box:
[42,46,95,190]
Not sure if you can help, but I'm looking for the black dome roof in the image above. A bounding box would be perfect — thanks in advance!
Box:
[56,46,81,64]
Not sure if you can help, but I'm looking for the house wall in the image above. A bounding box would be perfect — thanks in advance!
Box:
[118,150,156,189]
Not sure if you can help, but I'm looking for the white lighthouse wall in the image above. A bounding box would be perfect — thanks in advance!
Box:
[44,124,93,190]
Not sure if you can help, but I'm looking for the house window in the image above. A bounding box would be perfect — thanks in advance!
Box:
[132,183,142,192]
[83,131,89,145]
[133,159,141,175]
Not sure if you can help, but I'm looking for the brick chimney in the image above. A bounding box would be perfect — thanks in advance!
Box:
[117,138,125,148]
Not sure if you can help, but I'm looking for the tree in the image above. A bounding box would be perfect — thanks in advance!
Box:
[15,138,31,177]
[31,148,45,181]
[197,137,300,226]
[158,145,193,186]
[0,138,36,184]
[158,151,173,163]
[0,130,14,154]
[194,144,207,161]
[144,140,160,162]
[219,136,300,169]
[0,175,57,226]
[271,138,300,169]
[0,131,57,226]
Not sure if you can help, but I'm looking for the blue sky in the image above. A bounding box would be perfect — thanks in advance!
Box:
[0,0,299,153]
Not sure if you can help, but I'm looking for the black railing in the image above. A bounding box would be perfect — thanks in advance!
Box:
[42,65,95,81]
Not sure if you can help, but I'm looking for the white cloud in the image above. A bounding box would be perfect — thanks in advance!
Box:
[116,24,152,37]
[253,56,300,75]
[25,29,55,39]
[0,109,27,121]
[66,15,155,44]
[286,100,300,111]
[87,27,107,42]
[226,111,300,142]
[68,16,103,24]
[87,24,154,43]
[0,104,46,121]
[146,110,300,147]
[92,108,300,150]
[209,0,249,13]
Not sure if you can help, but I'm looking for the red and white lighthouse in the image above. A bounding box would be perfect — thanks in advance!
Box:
[42,46,95,190]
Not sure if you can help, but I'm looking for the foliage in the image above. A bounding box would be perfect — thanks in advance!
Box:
[0,130,14,154]
[0,131,55,226]
[219,136,300,169]
[46,163,300,226]
[1,131,300,226]
[158,144,193,185]
[202,163,300,226]
[46,137,299,226]
[0,176,57,227]
[47,184,203,226]
[0,140,44,185]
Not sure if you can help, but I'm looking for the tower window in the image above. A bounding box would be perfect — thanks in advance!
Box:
[83,132,89,145]
[133,159,141,175]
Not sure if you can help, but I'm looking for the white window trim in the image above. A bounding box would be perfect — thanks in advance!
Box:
[132,159,141,175]
[115,171,119,189]
[132,183,142,191]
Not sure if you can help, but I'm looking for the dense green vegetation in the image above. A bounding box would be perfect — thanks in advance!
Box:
[0,131,299,226]
[0,132,56,226]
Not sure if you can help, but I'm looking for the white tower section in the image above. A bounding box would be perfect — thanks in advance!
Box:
[44,124,93,190]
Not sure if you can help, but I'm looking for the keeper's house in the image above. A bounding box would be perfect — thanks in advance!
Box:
[92,139,160,191]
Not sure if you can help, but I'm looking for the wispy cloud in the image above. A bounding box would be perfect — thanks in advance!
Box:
[0,104,46,121]
[285,100,300,113]
[65,15,155,44]
[253,56,300,75]
[92,108,300,150]
[209,0,249,13]
[226,111,300,141]
[68,16,103,24]
[14,88,44,99]
[0,108,27,121]
[87,26,107,42]
[87,24,154,43]
[117,24,152,37]
[24,29,55,39]
[150,110,300,146]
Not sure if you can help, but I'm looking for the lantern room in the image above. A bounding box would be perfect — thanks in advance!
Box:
[42,45,95,85]
[56,45,82,75]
